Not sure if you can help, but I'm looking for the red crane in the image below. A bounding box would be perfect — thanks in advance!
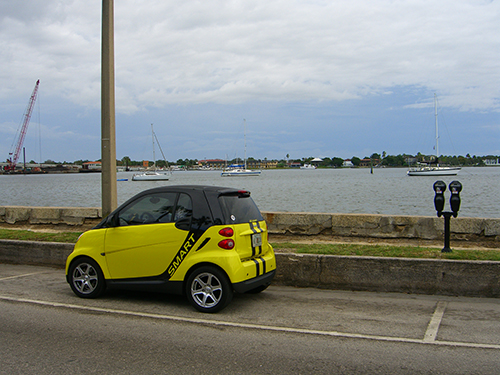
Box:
[6,79,40,172]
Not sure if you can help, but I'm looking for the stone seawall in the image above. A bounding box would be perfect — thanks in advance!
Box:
[0,206,102,229]
[1,206,498,246]
[263,212,500,247]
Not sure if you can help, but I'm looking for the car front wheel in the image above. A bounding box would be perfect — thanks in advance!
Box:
[186,266,233,313]
[68,257,106,298]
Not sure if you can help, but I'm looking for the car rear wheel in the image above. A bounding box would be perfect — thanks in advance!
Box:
[69,257,106,298]
[186,266,233,313]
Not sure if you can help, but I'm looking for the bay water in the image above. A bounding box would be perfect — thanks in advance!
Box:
[1,167,498,218]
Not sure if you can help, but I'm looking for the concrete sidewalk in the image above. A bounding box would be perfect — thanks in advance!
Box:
[1,239,499,297]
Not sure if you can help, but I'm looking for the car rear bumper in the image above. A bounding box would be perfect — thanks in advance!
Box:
[232,270,276,293]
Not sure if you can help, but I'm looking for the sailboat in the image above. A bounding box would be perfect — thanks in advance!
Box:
[407,94,461,176]
[132,124,171,181]
[221,120,261,177]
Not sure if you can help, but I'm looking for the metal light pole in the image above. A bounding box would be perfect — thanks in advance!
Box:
[101,0,117,217]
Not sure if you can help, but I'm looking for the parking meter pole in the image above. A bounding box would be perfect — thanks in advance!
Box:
[442,212,452,253]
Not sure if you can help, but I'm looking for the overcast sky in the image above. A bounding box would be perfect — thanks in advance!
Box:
[0,0,498,163]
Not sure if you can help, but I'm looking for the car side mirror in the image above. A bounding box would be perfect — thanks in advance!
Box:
[104,213,119,228]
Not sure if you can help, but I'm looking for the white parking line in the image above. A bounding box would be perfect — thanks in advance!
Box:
[424,301,447,342]
[1,295,499,350]
[0,272,50,281]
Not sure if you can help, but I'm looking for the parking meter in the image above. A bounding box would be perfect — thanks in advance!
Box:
[449,180,462,217]
[432,180,463,252]
[433,181,446,217]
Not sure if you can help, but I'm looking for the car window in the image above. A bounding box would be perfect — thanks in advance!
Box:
[218,194,263,224]
[117,192,177,226]
[173,193,193,222]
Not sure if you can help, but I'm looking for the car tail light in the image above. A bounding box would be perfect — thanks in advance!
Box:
[219,227,234,237]
[218,239,235,249]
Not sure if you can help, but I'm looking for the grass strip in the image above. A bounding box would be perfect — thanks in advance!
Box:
[0,229,82,244]
[271,242,500,261]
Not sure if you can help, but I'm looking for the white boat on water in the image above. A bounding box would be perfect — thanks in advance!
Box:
[132,170,171,181]
[132,124,172,181]
[221,164,261,177]
[221,119,261,177]
[407,94,461,177]
[406,166,461,176]
[300,163,317,170]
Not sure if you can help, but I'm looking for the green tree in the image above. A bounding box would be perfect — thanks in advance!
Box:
[382,154,406,167]
[320,157,332,167]
[121,156,132,167]
[351,157,361,166]
[331,157,344,168]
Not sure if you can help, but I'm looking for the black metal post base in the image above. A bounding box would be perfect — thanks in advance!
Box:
[441,212,453,253]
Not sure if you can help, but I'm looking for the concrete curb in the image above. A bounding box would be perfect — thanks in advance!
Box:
[0,240,73,268]
[274,252,500,298]
[1,239,499,298]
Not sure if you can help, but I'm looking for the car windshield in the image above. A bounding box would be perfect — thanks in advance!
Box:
[218,193,263,224]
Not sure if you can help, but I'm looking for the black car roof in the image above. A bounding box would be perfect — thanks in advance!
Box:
[138,185,248,196]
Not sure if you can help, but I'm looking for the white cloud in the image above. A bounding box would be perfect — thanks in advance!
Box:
[3,0,497,109]
[0,0,498,161]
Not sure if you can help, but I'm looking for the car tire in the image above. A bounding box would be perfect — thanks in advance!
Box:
[68,257,106,298]
[186,266,233,313]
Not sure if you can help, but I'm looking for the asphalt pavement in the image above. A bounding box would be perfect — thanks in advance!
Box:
[1,264,500,374]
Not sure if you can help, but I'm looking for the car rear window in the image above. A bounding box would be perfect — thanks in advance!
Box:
[218,192,263,224]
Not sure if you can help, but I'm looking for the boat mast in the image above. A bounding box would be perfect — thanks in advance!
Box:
[434,93,439,166]
[243,119,247,169]
[151,123,156,170]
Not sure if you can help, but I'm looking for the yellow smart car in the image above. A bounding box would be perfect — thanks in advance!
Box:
[66,185,276,313]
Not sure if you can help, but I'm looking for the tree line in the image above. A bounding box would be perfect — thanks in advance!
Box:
[279,153,494,168]
[38,152,498,168]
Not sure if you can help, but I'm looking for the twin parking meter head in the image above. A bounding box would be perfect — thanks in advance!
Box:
[433,180,462,252]
[449,180,462,217]
[433,180,446,217]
